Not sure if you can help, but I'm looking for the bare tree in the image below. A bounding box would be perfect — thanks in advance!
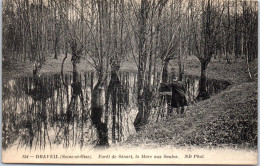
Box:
[241,0,258,80]
[191,0,223,100]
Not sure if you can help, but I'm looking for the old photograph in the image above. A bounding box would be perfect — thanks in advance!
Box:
[2,0,258,164]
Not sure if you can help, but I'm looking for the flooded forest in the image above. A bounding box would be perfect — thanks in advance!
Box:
[2,0,258,151]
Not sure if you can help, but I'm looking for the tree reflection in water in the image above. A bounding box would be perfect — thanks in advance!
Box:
[2,72,230,150]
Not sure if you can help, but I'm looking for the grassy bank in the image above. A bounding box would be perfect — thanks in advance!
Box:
[124,57,258,149]
[3,53,256,84]
[3,54,92,82]
[171,55,257,84]
[124,81,257,149]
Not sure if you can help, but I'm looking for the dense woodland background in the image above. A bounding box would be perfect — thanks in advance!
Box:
[2,0,258,148]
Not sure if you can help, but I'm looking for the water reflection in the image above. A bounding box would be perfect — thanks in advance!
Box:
[2,72,230,150]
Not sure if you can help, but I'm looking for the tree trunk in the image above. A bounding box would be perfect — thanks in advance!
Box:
[234,0,239,59]
[245,43,253,80]
[197,60,209,100]
[134,100,144,131]
[91,78,108,146]
[106,68,120,143]
[54,38,58,59]
[66,62,82,122]
[226,0,231,64]
[148,50,153,90]
[147,16,154,90]
[178,55,183,81]
[134,0,149,131]
[162,59,170,84]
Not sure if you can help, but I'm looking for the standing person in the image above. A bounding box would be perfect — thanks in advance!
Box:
[171,72,187,115]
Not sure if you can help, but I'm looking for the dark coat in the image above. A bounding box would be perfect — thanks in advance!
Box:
[170,81,188,108]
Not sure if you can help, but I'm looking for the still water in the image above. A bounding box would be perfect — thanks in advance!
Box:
[2,72,230,150]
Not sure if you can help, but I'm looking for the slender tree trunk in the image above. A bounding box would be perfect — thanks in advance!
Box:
[245,42,253,80]
[162,59,170,84]
[134,0,149,130]
[148,46,154,89]
[197,60,209,100]
[234,0,239,59]
[226,0,231,64]
[148,11,154,90]
[54,38,58,59]
[106,68,120,143]
[90,1,109,146]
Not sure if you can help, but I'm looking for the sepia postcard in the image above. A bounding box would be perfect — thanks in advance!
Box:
[2,0,258,164]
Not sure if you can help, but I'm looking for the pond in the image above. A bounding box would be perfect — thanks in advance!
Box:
[2,71,230,150]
